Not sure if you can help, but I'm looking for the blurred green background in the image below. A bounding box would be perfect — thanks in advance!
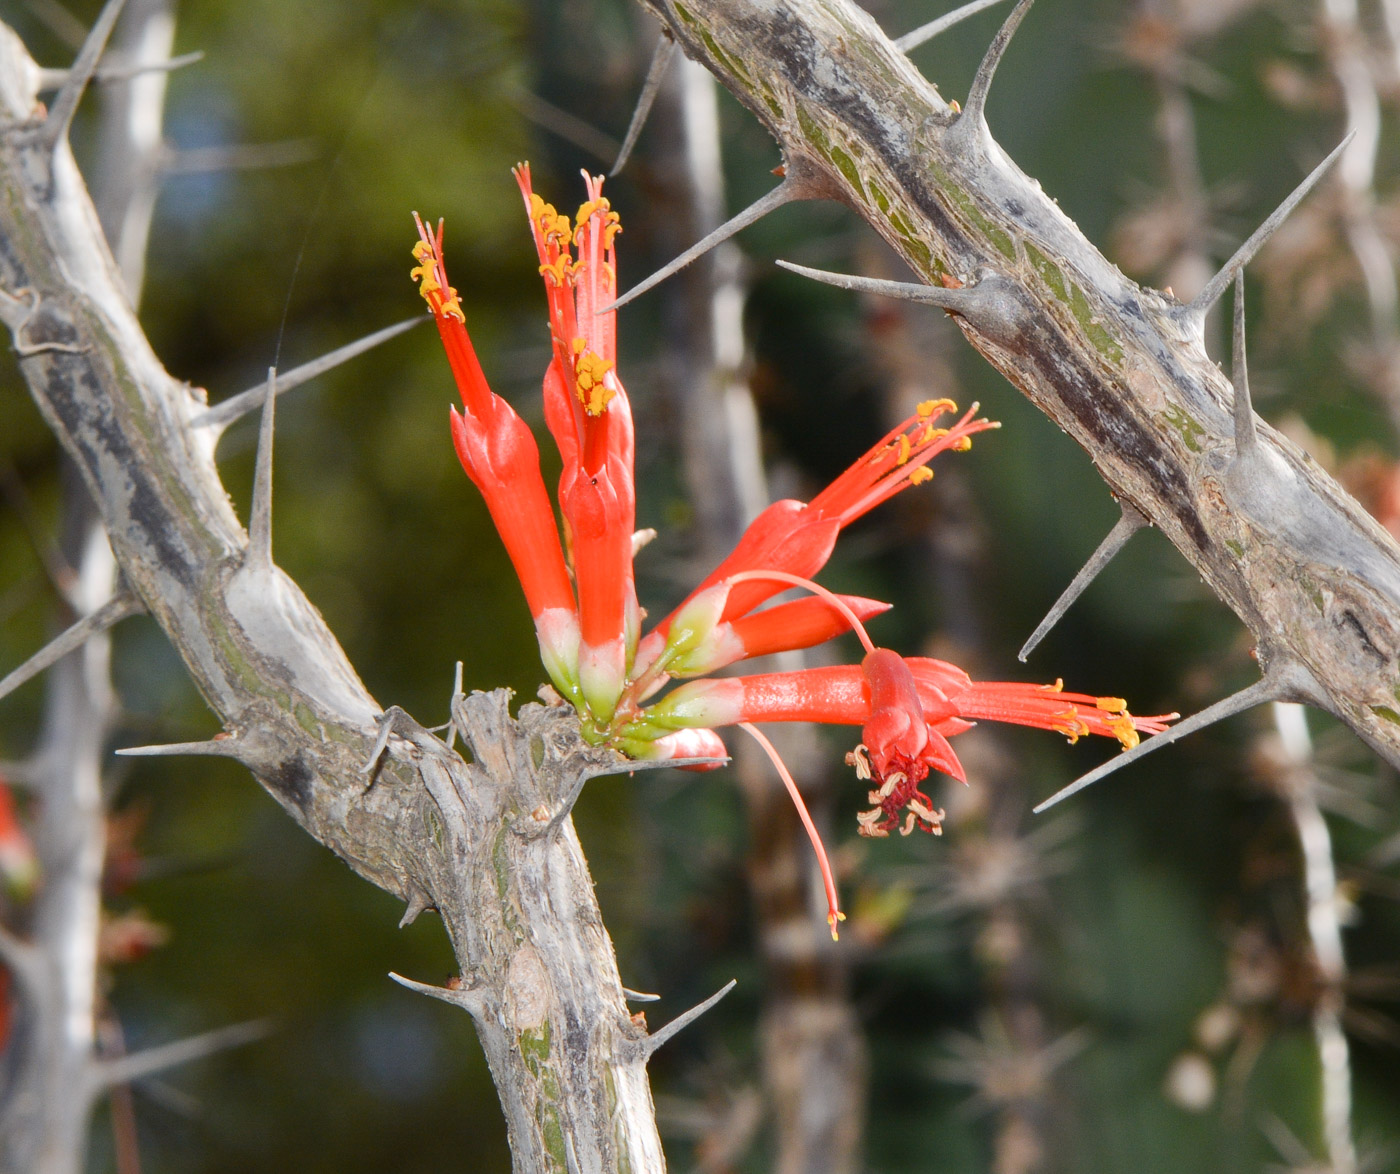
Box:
[2,0,1400,1170]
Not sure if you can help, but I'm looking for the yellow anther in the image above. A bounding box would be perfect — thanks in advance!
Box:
[572,346,617,416]
[1041,678,1065,693]
[917,397,957,419]
[1095,696,1128,713]
[908,466,934,486]
[410,262,439,293]
[412,240,434,263]
[920,426,950,444]
[896,433,912,465]
[951,435,973,452]
[602,219,622,250]
[439,290,465,322]
[539,255,574,286]
[1107,713,1140,750]
[531,193,571,244]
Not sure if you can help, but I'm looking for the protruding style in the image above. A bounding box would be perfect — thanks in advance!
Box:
[195,318,423,433]
[38,0,130,153]
[957,0,1035,133]
[0,591,141,704]
[639,979,738,1058]
[1186,135,1353,321]
[1018,502,1147,662]
[610,34,678,176]
[245,367,277,572]
[896,0,1014,53]
[1231,272,1258,458]
[608,175,804,311]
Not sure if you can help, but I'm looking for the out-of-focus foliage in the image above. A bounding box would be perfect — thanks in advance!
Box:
[2,0,1400,1170]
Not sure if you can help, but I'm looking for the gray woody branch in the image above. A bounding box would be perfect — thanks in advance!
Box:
[0,21,679,1173]
[634,0,1400,767]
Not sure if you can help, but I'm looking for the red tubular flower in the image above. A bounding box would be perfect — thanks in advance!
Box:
[636,656,1175,835]
[516,166,637,723]
[644,401,997,654]
[411,216,581,698]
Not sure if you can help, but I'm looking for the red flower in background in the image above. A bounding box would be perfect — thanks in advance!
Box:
[413,170,1175,938]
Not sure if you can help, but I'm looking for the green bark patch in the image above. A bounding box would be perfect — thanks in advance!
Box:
[1161,405,1205,453]
[1068,283,1124,365]
[1024,241,1067,302]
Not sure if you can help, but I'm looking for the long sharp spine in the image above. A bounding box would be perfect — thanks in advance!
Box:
[194,318,423,435]
[1031,662,1326,814]
[896,0,1014,53]
[611,34,678,176]
[957,0,1035,132]
[39,0,130,153]
[1231,273,1258,457]
[607,177,801,312]
[1018,502,1146,662]
[1186,134,1353,321]
[0,592,141,704]
[246,367,277,572]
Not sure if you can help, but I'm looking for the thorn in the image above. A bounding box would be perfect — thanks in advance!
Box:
[611,34,677,176]
[508,90,619,164]
[389,972,487,1017]
[607,175,805,311]
[896,0,1014,52]
[245,367,276,572]
[114,736,244,759]
[1230,272,1257,458]
[775,261,1029,345]
[776,260,975,310]
[640,979,737,1058]
[37,49,204,92]
[622,987,661,1002]
[958,0,1034,132]
[363,705,414,775]
[398,889,434,928]
[1186,134,1353,321]
[1032,660,1322,813]
[0,923,40,990]
[38,0,129,153]
[587,755,731,777]
[159,139,319,176]
[0,591,141,704]
[443,661,464,752]
[1018,502,1147,661]
[193,318,424,433]
[89,1021,271,1092]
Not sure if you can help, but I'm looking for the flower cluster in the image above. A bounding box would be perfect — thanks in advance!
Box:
[413,168,1174,937]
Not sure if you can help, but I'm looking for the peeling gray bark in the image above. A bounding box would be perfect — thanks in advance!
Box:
[632,0,1400,765]
[0,22,668,1172]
